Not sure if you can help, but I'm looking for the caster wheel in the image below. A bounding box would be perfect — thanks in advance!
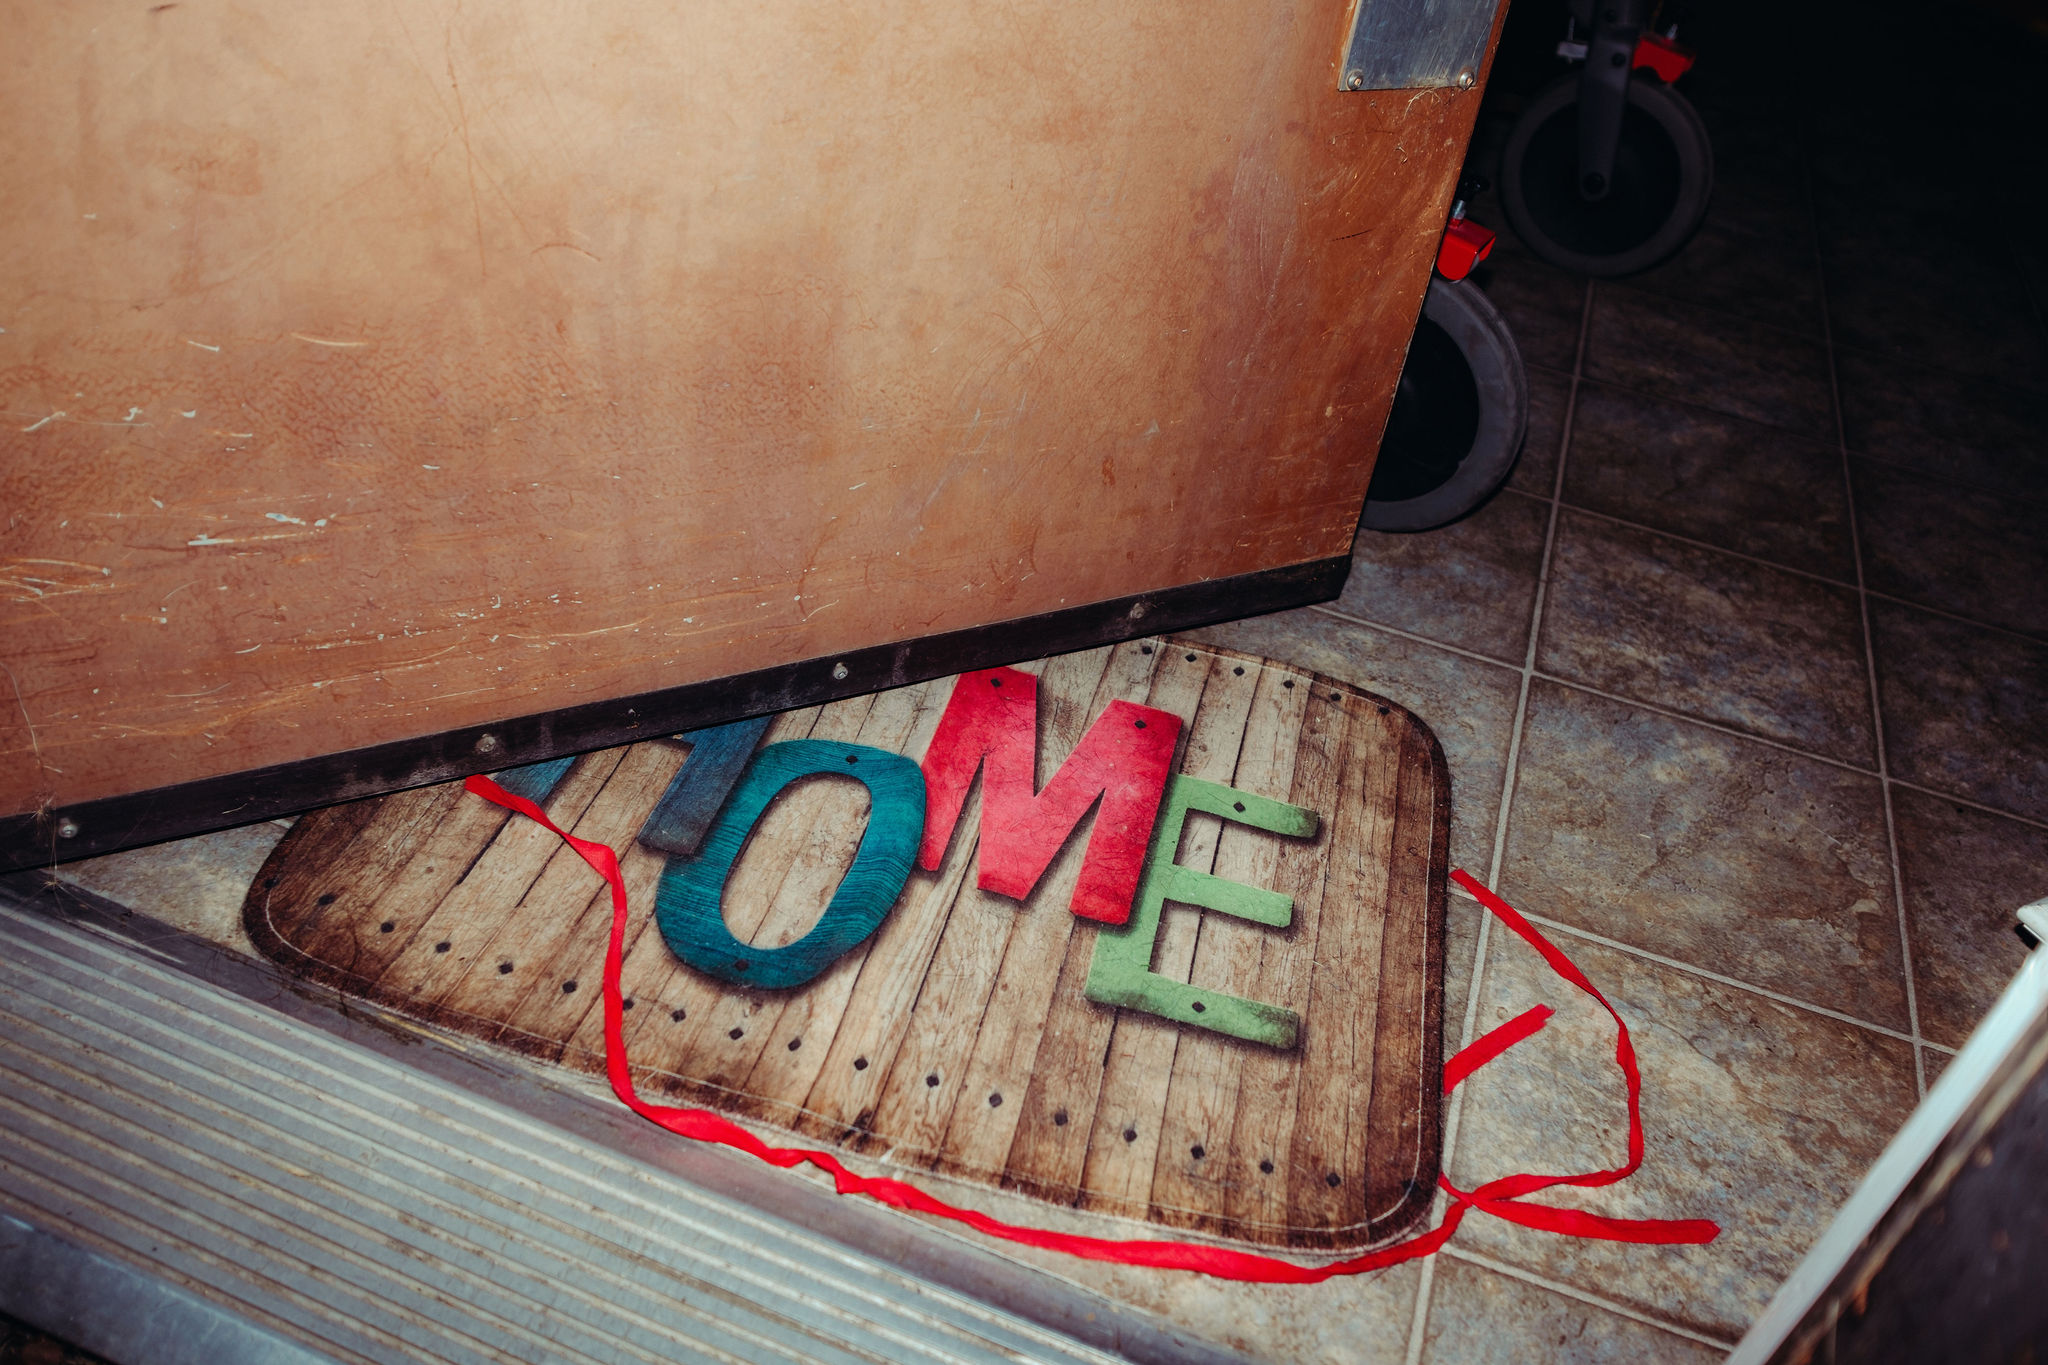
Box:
[1361,277,1529,533]
[1500,72,1714,277]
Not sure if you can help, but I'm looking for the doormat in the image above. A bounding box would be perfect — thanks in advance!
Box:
[245,639,1450,1252]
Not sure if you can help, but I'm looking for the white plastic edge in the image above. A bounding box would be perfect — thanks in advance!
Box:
[1727,897,2048,1365]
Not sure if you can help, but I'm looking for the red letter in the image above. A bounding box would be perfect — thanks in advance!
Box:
[917,667,1181,925]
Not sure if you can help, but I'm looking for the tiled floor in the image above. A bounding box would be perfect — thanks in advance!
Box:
[1195,2,2048,1354]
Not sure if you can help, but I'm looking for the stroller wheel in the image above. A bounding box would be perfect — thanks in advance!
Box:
[1500,72,1714,277]
[1361,277,1529,533]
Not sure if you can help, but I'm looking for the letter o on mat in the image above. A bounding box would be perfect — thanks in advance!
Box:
[653,740,926,989]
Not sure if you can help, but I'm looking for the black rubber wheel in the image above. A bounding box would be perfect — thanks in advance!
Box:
[1499,72,1714,277]
[1361,277,1528,533]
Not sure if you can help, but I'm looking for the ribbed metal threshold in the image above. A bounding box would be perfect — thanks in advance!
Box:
[0,891,1223,1365]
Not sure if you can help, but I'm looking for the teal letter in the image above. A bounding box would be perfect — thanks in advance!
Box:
[654,740,926,989]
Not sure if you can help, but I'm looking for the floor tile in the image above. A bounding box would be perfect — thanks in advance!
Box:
[1502,682,1906,1028]
[1684,96,1812,245]
[1538,512,1875,765]
[1448,925,1918,1339]
[1472,244,1584,376]
[1855,457,2048,639]
[55,820,285,955]
[1871,601,2048,824]
[1808,186,1969,271]
[1585,287,1834,439]
[1821,237,2048,394]
[1802,68,2019,236]
[1806,141,1962,228]
[1337,489,1549,664]
[2020,254,2048,353]
[1628,219,1825,338]
[949,1178,1424,1365]
[1190,610,1519,879]
[1507,364,1570,497]
[1892,787,2048,1049]
[1565,382,1855,581]
[1421,1257,1726,1364]
[1835,349,2048,501]
[1442,894,1486,1056]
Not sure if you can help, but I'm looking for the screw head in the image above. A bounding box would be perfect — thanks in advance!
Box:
[55,818,80,840]
[474,733,499,754]
[1454,67,1476,88]
[1345,69,1365,90]
[831,661,849,681]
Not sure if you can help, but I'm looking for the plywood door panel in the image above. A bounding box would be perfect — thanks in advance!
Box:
[0,0,1505,837]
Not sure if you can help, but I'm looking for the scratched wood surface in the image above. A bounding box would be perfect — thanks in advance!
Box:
[0,0,1507,824]
[243,639,1449,1250]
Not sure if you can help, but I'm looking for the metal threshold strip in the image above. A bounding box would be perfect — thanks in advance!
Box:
[0,878,1247,1365]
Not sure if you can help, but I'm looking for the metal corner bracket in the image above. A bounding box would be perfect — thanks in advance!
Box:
[1339,0,1495,92]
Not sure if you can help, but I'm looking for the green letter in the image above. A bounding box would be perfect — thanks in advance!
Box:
[1084,774,1318,1049]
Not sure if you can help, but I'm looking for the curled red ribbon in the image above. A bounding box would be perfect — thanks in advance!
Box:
[466,774,1718,1280]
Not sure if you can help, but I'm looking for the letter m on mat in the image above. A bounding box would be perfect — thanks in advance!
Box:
[918,667,1181,925]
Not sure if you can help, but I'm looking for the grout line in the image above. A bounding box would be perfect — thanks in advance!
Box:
[1539,330,2048,517]
[1518,310,2047,514]
[1439,1247,1741,1351]
[1557,502,1860,593]
[1447,881,1921,1045]
[1599,276,1829,349]
[1602,227,2048,405]
[1404,272,1596,1365]
[1804,151,1927,1098]
[1862,589,2048,650]
[1404,1232,1441,1364]
[1313,604,2048,835]
[1485,267,1587,896]
[1524,674,1877,777]
[1542,422,2048,634]
[1565,366,1840,451]
[1312,600,1888,780]
[1825,331,2048,405]
[1837,443,2048,518]
[1429,457,2048,654]
[1887,780,2048,834]
[1307,605,1523,672]
[1316,604,2048,841]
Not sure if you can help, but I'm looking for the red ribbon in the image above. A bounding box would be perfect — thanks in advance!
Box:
[466,774,1718,1280]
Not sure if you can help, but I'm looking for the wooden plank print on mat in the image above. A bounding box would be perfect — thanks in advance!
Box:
[244,639,1450,1251]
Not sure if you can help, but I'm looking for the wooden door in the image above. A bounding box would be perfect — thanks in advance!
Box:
[0,0,1506,869]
